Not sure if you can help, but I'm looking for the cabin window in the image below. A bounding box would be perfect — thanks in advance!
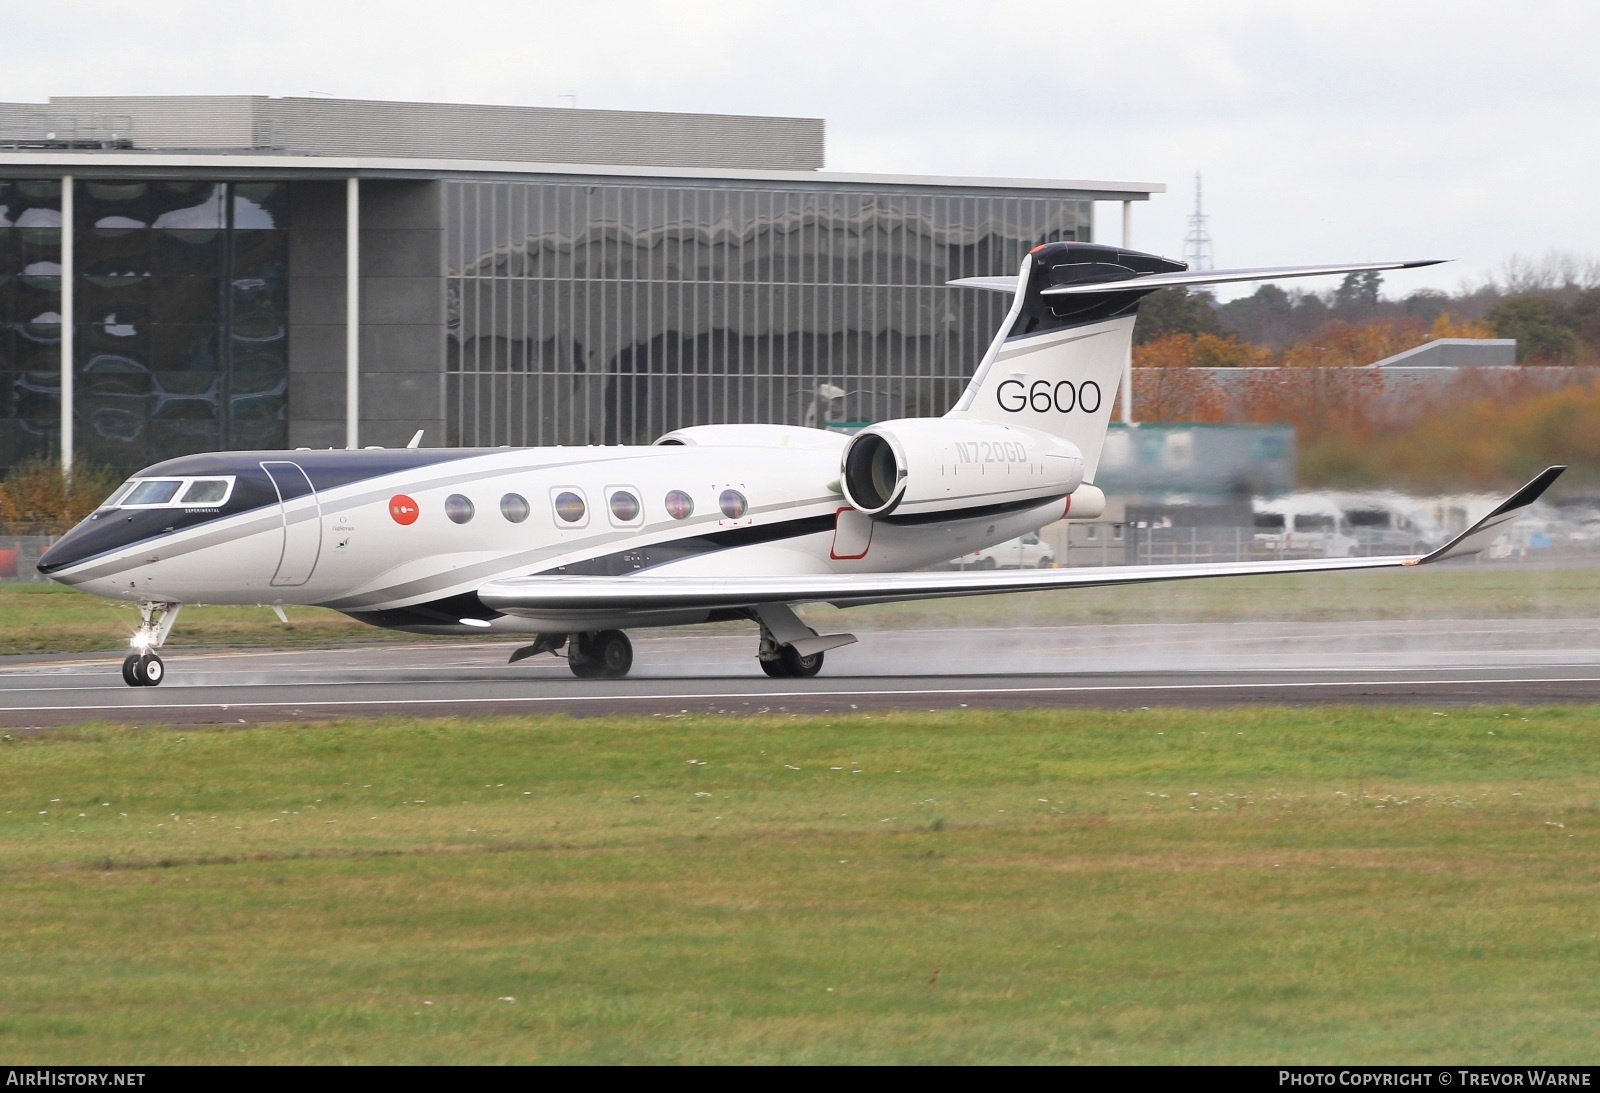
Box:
[664,490,694,519]
[719,489,747,519]
[552,489,588,525]
[500,493,530,523]
[608,489,642,525]
[122,480,184,506]
[444,494,475,524]
[1294,513,1336,533]
[1253,513,1286,531]
[179,479,230,505]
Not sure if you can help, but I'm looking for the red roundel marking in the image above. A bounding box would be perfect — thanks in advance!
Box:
[389,494,420,525]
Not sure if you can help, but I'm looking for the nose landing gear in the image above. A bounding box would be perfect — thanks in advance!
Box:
[122,601,181,687]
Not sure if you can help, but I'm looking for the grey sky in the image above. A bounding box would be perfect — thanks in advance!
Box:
[5,0,1594,299]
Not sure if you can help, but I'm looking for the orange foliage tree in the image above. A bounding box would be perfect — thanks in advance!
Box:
[1120,311,1600,490]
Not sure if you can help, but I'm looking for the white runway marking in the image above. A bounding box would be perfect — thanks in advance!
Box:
[3,674,1597,716]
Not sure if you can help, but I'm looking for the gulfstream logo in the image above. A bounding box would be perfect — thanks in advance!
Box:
[1278,1074,1590,1088]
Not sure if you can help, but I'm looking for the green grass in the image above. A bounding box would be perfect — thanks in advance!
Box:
[4,563,1598,656]
[0,583,431,655]
[0,707,1596,1063]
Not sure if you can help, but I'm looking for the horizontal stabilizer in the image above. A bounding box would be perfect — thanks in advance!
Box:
[1041,259,1446,296]
[946,275,1019,293]
[478,469,1561,616]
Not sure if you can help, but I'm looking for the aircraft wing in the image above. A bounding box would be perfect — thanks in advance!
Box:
[477,467,1563,616]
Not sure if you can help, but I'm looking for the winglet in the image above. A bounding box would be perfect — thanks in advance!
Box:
[1416,466,1565,564]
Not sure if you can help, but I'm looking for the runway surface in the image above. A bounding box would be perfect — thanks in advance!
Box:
[2,617,1598,727]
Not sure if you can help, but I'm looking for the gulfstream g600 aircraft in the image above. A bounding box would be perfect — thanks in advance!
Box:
[37,242,1562,687]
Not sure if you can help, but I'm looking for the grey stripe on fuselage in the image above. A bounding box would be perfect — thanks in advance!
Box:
[318,497,840,611]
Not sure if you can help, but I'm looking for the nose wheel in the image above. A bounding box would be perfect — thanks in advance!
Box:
[121,652,165,687]
[120,601,181,687]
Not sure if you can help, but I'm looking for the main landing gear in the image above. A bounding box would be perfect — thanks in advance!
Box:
[568,630,633,679]
[752,603,856,680]
[759,644,825,679]
[122,601,181,687]
[512,631,635,679]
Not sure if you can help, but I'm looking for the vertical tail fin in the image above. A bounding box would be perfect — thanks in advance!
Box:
[945,242,1181,482]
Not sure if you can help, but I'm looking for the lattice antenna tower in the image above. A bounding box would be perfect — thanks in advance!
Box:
[1182,171,1214,271]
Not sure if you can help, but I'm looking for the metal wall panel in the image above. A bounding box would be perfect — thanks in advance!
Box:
[45,96,825,170]
[445,178,1091,448]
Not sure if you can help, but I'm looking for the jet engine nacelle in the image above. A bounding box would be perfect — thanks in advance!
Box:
[839,419,1085,518]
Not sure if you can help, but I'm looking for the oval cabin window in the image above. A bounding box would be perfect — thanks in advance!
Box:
[609,491,641,522]
[664,490,694,520]
[553,491,586,524]
[444,494,475,524]
[500,493,530,523]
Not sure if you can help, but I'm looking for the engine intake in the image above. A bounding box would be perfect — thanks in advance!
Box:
[839,419,1084,518]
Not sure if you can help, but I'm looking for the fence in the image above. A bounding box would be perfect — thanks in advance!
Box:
[1101,525,1600,568]
[0,537,57,581]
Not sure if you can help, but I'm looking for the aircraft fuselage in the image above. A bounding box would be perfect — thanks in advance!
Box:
[40,439,1069,637]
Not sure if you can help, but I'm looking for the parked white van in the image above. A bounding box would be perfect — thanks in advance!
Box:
[1252,494,1358,557]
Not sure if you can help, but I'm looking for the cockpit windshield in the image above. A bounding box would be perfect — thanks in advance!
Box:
[100,480,139,508]
[179,479,230,505]
[123,480,184,506]
[106,476,236,509]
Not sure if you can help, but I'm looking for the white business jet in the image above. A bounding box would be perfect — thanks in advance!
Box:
[38,242,1561,687]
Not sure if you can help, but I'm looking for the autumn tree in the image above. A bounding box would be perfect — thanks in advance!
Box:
[1131,287,1223,345]
[1488,295,1579,362]
[0,461,123,535]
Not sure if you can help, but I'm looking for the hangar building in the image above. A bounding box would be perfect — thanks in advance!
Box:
[0,95,1162,476]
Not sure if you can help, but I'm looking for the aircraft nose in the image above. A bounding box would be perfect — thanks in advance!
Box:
[36,514,133,581]
[37,529,88,579]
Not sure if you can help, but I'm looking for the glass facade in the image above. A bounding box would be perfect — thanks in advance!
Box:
[445,181,1091,446]
[0,179,289,475]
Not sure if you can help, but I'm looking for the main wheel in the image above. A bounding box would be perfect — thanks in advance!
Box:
[759,656,789,678]
[138,653,164,686]
[592,630,633,678]
[569,631,632,679]
[121,654,144,687]
[778,645,824,678]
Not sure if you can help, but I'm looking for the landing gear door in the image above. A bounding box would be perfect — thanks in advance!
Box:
[261,461,322,587]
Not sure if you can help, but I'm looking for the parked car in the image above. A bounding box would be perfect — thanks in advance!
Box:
[949,532,1055,570]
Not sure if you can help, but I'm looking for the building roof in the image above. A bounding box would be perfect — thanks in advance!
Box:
[0,95,1164,199]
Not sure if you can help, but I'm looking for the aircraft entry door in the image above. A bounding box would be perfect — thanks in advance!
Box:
[261,461,322,587]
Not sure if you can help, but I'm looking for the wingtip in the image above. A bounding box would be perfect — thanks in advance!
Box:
[1489,465,1566,517]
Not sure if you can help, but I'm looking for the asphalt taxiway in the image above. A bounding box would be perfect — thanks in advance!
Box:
[0,618,1596,727]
